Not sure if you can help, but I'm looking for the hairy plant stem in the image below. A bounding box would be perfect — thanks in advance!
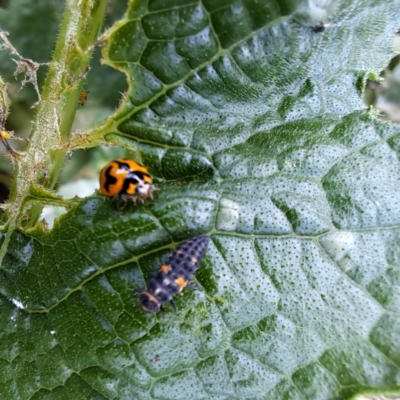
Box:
[0,0,108,264]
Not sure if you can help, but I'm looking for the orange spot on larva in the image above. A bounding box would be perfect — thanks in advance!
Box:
[175,277,187,288]
[160,265,171,273]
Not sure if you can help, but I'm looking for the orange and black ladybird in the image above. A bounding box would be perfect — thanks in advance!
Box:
[137,235,210,313]
[99,158,155,205]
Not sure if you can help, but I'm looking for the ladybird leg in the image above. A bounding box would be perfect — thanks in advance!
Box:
[118,195,128,210]
[149,187,158,201]
[160,305,165,317]
[169,300,177,312]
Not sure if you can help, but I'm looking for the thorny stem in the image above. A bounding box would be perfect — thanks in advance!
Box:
[0,31,44,108]
[0,0,108,264]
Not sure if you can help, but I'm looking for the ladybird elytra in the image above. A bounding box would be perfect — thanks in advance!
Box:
[99,158,155,204]
[137,235,210,313]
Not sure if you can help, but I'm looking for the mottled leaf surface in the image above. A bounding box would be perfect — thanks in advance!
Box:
[1,0,400,399]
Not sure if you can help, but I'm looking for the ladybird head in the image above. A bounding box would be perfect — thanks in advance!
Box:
[139,292,160,313]
[135,181,154,199]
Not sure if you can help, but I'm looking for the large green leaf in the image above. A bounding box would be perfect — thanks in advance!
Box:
[1,0,400,398]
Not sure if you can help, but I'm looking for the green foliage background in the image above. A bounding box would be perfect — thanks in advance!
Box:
[0,0,400,399]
